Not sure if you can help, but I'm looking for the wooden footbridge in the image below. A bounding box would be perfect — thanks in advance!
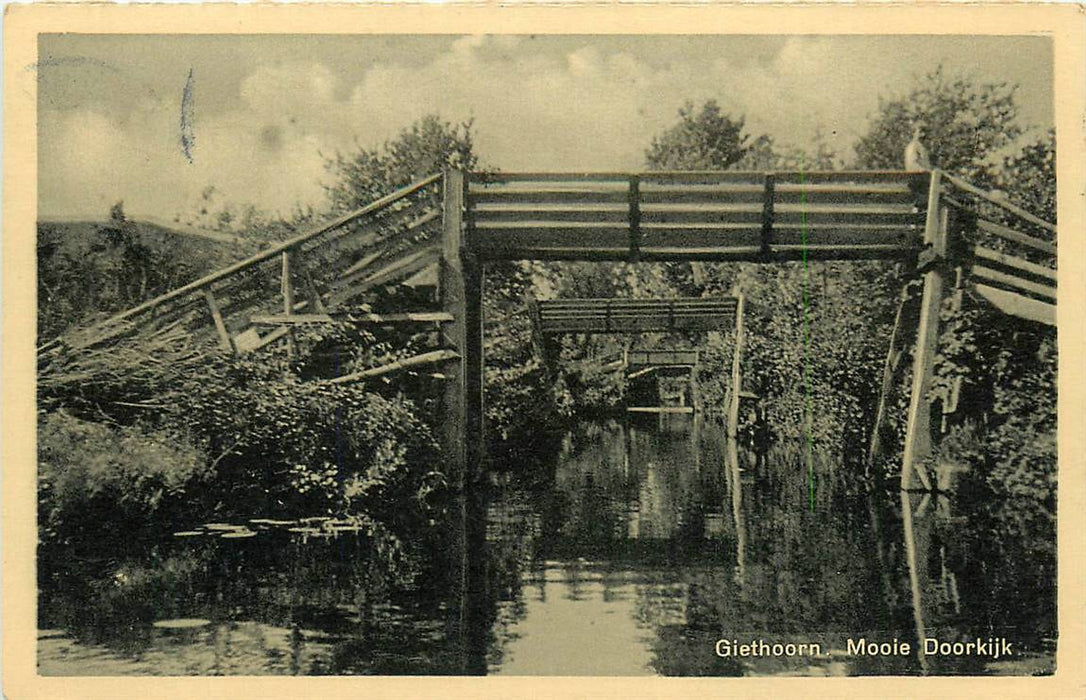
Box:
[39,168,1056,488]
[38,168,1056,670]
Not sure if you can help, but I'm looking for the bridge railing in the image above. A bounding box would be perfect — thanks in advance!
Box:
[940,173,1056,325]
[467,171,930,261]
[537,297,738,333]
[39,174,444,363]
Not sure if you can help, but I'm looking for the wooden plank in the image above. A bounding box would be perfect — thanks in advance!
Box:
[201,289,235,354]
[328,349,460,384]
[72,174,442,334]
[628,176,641,261]
[242,326,291,354]
[976,218,1056,256]
[333,235,442,293]
[627,406,695,414]
[251,311,454,325]
[901,170,944,492]
[973,245,1056,282]
[475,244,916,262]
[774,208,922,226]
[281,251,296,358]
[299,260,328,314]
[944,172,1056,234]
[360,246,441,289]
[639,185,764,205]
[971,265,1056,302]
[471,206,629,223]
[772,227,912,247]
[474,170,915,185]
[474,172,637,182]
[973,284,1056,326]
[641,225,763,249]
[540,316,734,333]
[639,206,764,224]
[300,204,438,260]
[474,225,631,250]
[867,286,920,471]
[469,189,629,205]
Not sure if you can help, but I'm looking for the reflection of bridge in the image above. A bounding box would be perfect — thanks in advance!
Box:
[39,169,1057,672]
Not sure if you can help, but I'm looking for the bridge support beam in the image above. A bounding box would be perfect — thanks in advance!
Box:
[440,169,488,673]
[901,170,947,492]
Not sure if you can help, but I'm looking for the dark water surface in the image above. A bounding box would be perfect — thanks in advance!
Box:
[39,415,1054,676]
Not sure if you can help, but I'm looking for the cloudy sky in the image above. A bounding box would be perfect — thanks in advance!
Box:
[37,34,1053,221]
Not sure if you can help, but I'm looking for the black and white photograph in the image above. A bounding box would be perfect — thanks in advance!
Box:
[5,6,1083,693]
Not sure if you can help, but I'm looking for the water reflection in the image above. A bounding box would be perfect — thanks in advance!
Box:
[483,415,1054,676]
[38,415,1055,676]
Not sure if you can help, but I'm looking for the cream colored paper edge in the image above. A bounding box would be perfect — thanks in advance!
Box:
[4,4,1085,699]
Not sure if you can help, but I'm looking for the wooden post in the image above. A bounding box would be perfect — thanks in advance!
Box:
[727,295,745,439]
[440,169,487,674]
[202,289,235,354]
[901,489,932,673]
[281,250,296,358]
[300,260,327,314]
[760,174,775,259]
[901,172,946,491]
[628,175,641,262]
[866,283,920,473]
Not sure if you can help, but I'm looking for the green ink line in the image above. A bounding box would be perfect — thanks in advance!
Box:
[800,164,814,513]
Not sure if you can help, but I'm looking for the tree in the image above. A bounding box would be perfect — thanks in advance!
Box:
[646,100,752,171]
[853,65,1022,182]
[324,114,477,214]
[988,128,1055,224]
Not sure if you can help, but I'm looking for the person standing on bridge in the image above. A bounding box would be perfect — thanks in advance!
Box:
[904,123,932,171]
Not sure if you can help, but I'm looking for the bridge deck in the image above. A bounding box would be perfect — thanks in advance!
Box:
[468,171,929,262]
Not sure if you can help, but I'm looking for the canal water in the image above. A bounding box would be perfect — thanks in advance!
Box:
[38,415,1054,676]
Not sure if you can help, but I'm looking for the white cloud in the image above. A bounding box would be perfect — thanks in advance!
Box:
[39,35,1053,221]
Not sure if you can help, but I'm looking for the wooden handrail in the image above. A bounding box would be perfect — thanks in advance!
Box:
[943,172,1056,234]
[39,173,442,351]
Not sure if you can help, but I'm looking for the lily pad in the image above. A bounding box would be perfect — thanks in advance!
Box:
[220,530,257,539]
[153,618,212,629]
[172,531,206,537]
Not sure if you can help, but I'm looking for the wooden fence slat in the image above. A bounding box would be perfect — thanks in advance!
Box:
[973,284,1056,326]
[771,227,912,247]
[476,244,915,262]
[944,172,1056,233]
[971,265,1057,302]
[251,311,454,325]
[469,189,629,205]
[328,349,461,384]
[473,207,630,223]
[976,219,1056,256]
[973,245,1056,282]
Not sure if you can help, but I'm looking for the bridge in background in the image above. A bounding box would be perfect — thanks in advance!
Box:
[530,297,748,424]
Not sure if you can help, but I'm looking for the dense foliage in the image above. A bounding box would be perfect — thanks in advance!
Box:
[37,116,483,631]
[37,209,235,341]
